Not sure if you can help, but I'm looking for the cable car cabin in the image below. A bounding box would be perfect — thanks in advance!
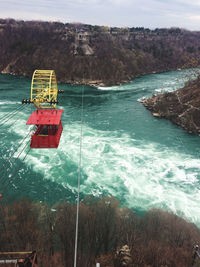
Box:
[26,109,63,148]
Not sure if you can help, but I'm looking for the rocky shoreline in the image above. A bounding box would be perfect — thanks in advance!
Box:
[141,76,200,134]
[0,68,172,87]
[0,69,132,87]
[0,69,131,87]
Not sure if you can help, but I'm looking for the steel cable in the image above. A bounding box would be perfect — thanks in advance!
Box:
[1,146,31,195]
[0,140,30,189]
[0,127,33,174]
[0,104,23,122]
[74,84,84,267]
[0,105,25,128]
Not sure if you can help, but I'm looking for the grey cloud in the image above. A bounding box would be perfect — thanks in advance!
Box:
[0,0,200,30]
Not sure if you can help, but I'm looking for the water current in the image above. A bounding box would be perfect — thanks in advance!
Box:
[1,69,200,225]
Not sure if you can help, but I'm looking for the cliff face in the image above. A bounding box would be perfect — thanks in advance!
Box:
[142,76,200,134]
[1,19,200,85]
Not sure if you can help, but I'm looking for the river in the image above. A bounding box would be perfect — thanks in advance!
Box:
[1,68,200,225]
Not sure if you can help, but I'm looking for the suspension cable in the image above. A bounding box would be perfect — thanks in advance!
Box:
[0,105,24,125]
[0,104,24,123]
[0,104,23,122]
[0,126,33,174]
[74,85,84,267]
[8,105,31,127]
[0,105,25,128]
[0,140,30,189]
[1,146,31,195]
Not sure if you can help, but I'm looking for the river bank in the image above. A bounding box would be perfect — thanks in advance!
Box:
[1,19,200,87]
[141,74,200,134]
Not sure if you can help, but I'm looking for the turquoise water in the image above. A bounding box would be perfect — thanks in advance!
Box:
[1,69,200,225]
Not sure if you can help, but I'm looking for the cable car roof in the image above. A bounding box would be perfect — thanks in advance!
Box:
[26,109,63,125]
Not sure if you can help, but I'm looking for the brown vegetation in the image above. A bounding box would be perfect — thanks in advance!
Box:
[0,19,200,85]
[0,197,200,266]
[142,75,200,134]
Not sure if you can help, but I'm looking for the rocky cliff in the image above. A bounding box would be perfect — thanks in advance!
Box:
[142,76,200,134]
[1,19,200,85]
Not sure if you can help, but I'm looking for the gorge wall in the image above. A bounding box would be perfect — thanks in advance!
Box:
[1,19,200,85]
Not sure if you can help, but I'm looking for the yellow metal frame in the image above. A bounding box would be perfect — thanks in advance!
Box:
[31,70,58,109]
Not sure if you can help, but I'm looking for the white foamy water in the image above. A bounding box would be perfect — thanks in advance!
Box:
[2,68,200,226]
[19,122,200,225]
[0,101,20,105]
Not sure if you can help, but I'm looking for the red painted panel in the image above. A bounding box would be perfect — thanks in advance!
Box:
[30,121,63,148]
[26,109,63,125]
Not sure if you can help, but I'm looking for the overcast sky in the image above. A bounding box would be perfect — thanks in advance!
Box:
[0,0,200,30]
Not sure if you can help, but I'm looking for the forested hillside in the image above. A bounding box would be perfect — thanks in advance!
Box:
[0,197,199,266]
[1,19,200,85]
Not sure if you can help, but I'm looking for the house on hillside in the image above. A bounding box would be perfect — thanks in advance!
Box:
[76,30,90,43]
[74,30,94,56]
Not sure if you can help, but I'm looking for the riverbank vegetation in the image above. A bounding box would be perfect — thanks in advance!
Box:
[1,19,200,86]
[142,74,200,135]
[0,196,199,266]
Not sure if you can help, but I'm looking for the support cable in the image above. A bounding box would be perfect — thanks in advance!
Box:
[0,126,34,174]
[8,105,31,128]
[0,105,24,125]
[0,140,30,190]
[0,104,23,122]
[73,85,84,267]
[0,104,24,123]
[1,146,31,195]
[0,105,24,128]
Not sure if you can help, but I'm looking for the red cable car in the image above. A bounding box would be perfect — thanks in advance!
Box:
[26,109,63,148]
[24,70,64,149]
